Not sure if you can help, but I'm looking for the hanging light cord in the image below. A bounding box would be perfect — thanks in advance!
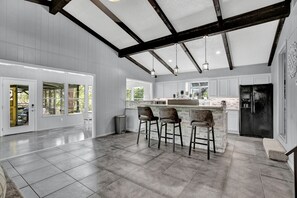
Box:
[205,36,207,63]
[152,55,154,70]
[176,44,177,66]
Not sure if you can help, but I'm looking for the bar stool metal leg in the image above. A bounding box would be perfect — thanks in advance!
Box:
[207,127,210,160]
[173,123,176,152]
[156,120,160,143]
[137,121,142,144]
[193,126,197,149]
[148,121,151,147]
[165,123,168,145]
[158,122,163,149]
[212,126,216,153]
[145,122,148,139]
[179,122,183,147]
[189,126,194,155]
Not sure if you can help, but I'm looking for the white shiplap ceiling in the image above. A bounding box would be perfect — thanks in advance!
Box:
[63,0,286,75]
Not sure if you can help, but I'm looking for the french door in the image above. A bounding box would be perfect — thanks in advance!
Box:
[2,78,36,135]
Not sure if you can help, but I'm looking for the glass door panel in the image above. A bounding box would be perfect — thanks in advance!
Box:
[10,85,29,127]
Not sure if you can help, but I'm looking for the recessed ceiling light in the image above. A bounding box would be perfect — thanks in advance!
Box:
[168,59,172,63]
[216,51,221,55]
[109,0,120,2]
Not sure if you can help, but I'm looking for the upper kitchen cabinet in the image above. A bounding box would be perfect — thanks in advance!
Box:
[218,79,228,97]
[239,74,271,85]
[163,82,177,98]
[228,78,239,97]
[253,74,271,84]
[155,83,164,98]
[217,77,239,98]
[208,79,218,97]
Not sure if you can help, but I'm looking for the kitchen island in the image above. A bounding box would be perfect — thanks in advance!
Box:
[126,101,228,153]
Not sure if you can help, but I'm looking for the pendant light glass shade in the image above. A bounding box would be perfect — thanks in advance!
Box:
[151,55,155,77]
[174,44,178,76]
[203,36,209,71]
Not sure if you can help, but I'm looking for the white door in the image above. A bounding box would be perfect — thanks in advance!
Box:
[2,78,36,135]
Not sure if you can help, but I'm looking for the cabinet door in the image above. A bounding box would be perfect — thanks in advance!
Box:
[155,83,163,98]
[177,82,185,94]
[253,74,271,84]
[208,79,217,97]
[239,76,253,85]
[163,83,177,98]
[218,79,228,97]
[228,111,239,134]
[228,78,239,97]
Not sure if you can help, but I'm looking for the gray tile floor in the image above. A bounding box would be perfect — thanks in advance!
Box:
[0,126,92,160]
[0,132,294,198]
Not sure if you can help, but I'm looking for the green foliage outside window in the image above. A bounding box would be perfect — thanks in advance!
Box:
[133,87,144,101]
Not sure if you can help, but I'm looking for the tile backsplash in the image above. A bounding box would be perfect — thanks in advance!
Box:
[209,98,239,110]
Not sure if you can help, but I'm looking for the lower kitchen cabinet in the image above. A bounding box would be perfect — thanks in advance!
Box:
[228,110,239,134]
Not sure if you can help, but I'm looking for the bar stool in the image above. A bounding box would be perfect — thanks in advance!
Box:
[158,108,183,152]
[189,110,216,160]
[137,106,160,147]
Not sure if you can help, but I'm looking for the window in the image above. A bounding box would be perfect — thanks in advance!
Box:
[126,88,132,101]
[279,46,287,142]
[43,82,64,115]
[133,87,144,101]
[88,86,92,112]
[190,82,208,99]
[68,84,85,114]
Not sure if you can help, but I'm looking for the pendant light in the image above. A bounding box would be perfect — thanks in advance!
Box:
[151,55,155,77]
[202,36,209,71]
[174,44,179,76]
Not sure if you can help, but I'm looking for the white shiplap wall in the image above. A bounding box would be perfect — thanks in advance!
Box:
[0,0,154,137]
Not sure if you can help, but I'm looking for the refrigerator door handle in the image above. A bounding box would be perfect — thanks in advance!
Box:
[251,93,253,114]
[253,92,256,114]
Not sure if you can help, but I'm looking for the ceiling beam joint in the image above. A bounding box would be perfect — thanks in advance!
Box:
[148,0,202,73]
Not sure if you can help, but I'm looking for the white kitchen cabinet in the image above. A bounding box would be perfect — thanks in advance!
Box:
[155,83,164,98]
[218,79,228,97]
[228,78,239,97]
[208,79,217,97]
[163,82,177,98]
[228,110,239,134]
[177,82,185,93]
[239,74,271,85]
[253,74,271,84]
[239,76,253,85]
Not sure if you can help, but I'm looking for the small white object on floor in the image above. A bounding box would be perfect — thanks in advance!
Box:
[263,138,288,162]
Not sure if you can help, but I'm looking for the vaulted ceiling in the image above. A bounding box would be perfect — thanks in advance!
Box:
[26,0,291,76]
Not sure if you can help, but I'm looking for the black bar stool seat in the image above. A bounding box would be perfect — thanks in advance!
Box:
[189,110,216,160]
[158,108,183,152]
[137,106,160,147]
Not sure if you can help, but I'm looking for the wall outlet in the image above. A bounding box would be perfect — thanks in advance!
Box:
[60,117,63,121]
[296,79,297,86]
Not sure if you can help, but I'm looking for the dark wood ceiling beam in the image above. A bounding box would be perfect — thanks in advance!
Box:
[24,0,51,6]
[180,43,202,73]
[91,0,174,74]
[119,1,291,57]
[125,56,151,74]
[60,10,119,52]
[268,18,286,66]
[148,0,176,34]
[49,0,72,15]
[148,0,202,73]
[212,0,233,70]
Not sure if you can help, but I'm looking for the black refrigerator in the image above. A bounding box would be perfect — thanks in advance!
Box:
[240,84,273,138]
